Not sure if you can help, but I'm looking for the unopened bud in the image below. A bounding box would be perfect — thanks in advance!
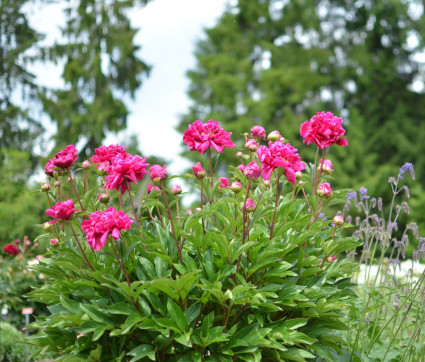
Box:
[236,151,243,158]
[186,209,193,215]
[192,162,206,179]
[327,255,337,263]
[54,180,61,187]
[41,183,50,192]
[34,243,39,248]
[263,179,270,187]
[245,139,258,152]
[50,238,59,246]
[333,215,344,227]
[15,239,20,245]
[43,222,53,232]
[82,160,90,169]
[244,199,256,212]
[171,185,182,195]
[67,176,72,182]
[243,132,249,138]
[231,181,242,193]
[25,240,31,246]
[268,130,281,142]
[98,193,110,204]
[295,171,302,178]
[195,208,202,213]
[317,183,333,198]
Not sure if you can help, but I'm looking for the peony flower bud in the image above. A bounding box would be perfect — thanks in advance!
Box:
[251,125,266,140]
[195,208,202,213]
[244,199,256,212]
[54,180,61,187]
[295,171,303,178]
[14,239,20,245]
[98,193,110,204]
[317,183,333,198]
[150,164,168,183]
[333,215,344,227]
[81,160,90,169]
[192,162,206,179]
[243,161,261,180]
[147,183,161,196]
[43,222,53,232]
[236,151,243,158]
[231,181,242,193]
[327,255,337,263]
[318,159,334,175]
[245,139,258,152]
[34,243,39,248]
[263,179,270,187]
[25,240,31,246]
[41,183,50,192]
[171,185,182,195]
[243,132,249,138]
[186,209,193,215]
[267,130,281,142]
[219,177,230,188]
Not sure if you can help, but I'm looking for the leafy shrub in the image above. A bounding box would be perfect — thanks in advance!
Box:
[27,117,361,361]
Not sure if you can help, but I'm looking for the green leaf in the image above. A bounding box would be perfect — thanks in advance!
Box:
[128,345,155,361]
[167,299,189,332]
[60,295,80,314]
[121,314,146,334]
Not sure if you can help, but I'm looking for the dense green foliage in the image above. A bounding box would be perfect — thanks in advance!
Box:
[178,0,425,219]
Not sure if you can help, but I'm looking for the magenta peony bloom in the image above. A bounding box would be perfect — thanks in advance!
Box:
[218,177,230,188]
[245,139,258,151]
[317,183,333,198]
[243,161,261,180]
[244,199,256,212]
[319,159,334,174]
[183,120,235,153]
[45,159,57,177]
[300,112,348,149]
[150,165,168,183]
[257,141,305,184]
[104,154,150,195]
[90,144,128,172]
[3,243,20,256]
[46,199,76,224]
[82,207,133,251]
[192,162,206,179]
[51,145,78,169]
[251,125,266,140]
[147,183,160,194]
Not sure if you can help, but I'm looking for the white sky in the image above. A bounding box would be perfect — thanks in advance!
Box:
[27,0,229,175]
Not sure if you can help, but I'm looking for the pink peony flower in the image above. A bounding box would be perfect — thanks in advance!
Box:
[231,181,242,193]
[46,199,76,224]
[171,185,182,195]
[243,161,261,180]
[244,199,256,212]
[150,165,168,183]
[300,112,348,149]
[51,145,78,169]
[90,144,127,172]
[192,162,206,179]
[257,141,305,184]
[45,159,60,177]
[3,244,20,256]
[317,183,333,198]
[218,177,230,188]
[251,125,266,140]
[147,183,161,194]
[104,154,150,195]
[82,207,133,251]
[183,120,235,153]
[319,159,334,174]
[245,139,258,151]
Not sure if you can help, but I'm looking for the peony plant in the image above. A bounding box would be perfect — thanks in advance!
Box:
[27,115,360,361]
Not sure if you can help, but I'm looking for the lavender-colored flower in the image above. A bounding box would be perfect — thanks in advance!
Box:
[346,191,357,200]
[399,162,415,180]
[359,187,370,200]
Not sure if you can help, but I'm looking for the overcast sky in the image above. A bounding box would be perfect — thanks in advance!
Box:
[27,0,229,174]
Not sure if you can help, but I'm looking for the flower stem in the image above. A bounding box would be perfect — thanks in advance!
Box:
[160,181,183,264]
[312,147,326,195]
[83,169,88,195]
[67,169,84,211]
[270,173,280,239]
[126,180,141,229]
[45,192,53,208]
[236,180,251,274]
[200,179,206,234]
[208,148,214,189]
[69,222,94,271]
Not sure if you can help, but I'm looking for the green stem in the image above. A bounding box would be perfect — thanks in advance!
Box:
[69,222,94,271]
[270,173,280,239]
[67,169,84,211]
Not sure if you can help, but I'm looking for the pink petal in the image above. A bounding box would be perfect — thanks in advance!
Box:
[336,137,348,146]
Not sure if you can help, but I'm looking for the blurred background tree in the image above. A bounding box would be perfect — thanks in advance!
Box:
[178,0,425,232]
[40,0,151,157]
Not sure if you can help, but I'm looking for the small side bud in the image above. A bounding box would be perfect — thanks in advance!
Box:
[50,238,59,247]
[231,181,242,193]
[98,193,110,204]
[333,215,344,227]
[236,151,243,158]
[43,222,53,232]
[54,180,61,187]
[244,199,256,212]
[317,183,333,198]
[171,185,182,195]
[82,160,90,169]
[41,183,50,192]
[268,130,281,142]
[195,207,202,213]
